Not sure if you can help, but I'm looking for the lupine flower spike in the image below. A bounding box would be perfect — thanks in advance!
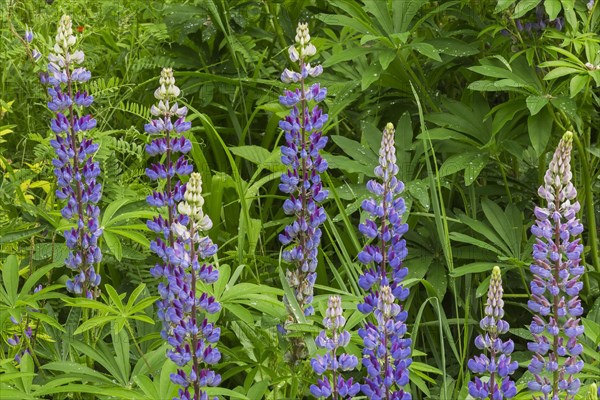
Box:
[356,123,411,400]
[145,67,193,331]
[527,131,585,398]
[168,172,221,400]
[310,296,360,399]
[44,15,102,298]
[468,266,518,399]
[278,22,329,318]
[144,69,220,399]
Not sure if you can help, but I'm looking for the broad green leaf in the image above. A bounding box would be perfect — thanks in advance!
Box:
[526,95,549,116]
[449,262,498,277]
[527,107,553,157]
[331,135,378,166]
[322,46,372,68]
[439,152,480,177]
[101,198,133,226]
[363,0,394,35]
[550,96,577,120]
[463,153,488,186]
[1,255,19,303]
[569,74,588,98]
[426,38,479,57]
[544,67,580,80]
[495,0,516,12]
[0,226,45,244]
[410,42,442,62]
[513,0,542,18]
[449,232,503,255]
[545,0,562,19]
[229,145,272,166]
[103,231,123,261]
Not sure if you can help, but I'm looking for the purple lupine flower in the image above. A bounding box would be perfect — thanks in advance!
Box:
[44,15,102,299]
[527,131,584,399]
[468,266,518,399]
[357,123,411,399]
[279,22,329,318]
[144,70,220,399]
[24,26,33,43]
[162,173,221,399]
[310,296,360,399]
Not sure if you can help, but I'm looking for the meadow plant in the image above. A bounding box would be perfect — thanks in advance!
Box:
[169,172,221,400]
[43,15,102,299]
[356,123,411,400]
[310,295,360,399]
[145,69,221,399]
[467,266,518,399]
[527,131,585,398]
[278,22,329,318]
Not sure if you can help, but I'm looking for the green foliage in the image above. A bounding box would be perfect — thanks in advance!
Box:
[1,0,599,398]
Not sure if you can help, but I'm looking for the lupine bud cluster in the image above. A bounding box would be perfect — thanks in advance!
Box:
[310,296,360,399]
[527,131,584,398]
[356,123,411,400]
[468,266,518,399]
[7,316,33,363]
[144,69,220,399]
[514,6,564,33]
[168,173,221,400]
[278,22,329,317]
[43,15,102,298]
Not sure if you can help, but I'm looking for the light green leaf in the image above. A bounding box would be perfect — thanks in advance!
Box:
[569,74,588,98]
[526,95,549,116]
[545,0,562,19]
[449,262,498,277]
[410,42,442,62]
[513,0,542,18]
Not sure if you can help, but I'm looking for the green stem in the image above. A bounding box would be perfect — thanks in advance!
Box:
[572,133,599,274]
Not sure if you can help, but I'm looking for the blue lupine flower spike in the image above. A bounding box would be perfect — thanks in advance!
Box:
[279,22,329,318]
[468,266,518,399]
[144,70,220,400]
[45,15,102,299]
[357,123,411,400]
[527,131,584,399]
[310,296,360,399]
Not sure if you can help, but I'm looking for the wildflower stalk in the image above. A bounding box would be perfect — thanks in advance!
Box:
[43,15,102,299]
[310,296,359,399]
[144,69,221,399]
[357,123,411,400]
[527,132,584,399]
[278,22,328,318]
[467,266,518,399]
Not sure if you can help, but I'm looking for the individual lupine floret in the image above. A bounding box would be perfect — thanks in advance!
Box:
[527,131,585,399]
[165,172,221,400]
[468,266,518,399]
[310,296,360,399]
[356,123,411,399]
[278,22,329,318]
[23,25,41,62]
[43,15,102,299]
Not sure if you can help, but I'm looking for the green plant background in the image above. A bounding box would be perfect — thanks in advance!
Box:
[1,0,599,398]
